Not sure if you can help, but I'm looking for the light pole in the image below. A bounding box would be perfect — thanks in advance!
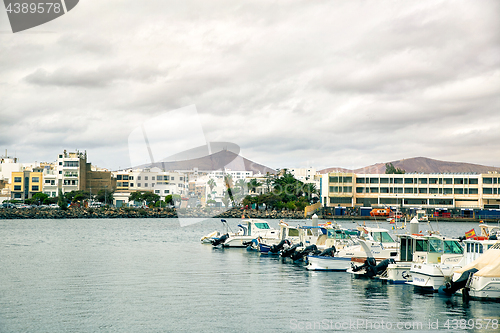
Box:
[105,186,108,206]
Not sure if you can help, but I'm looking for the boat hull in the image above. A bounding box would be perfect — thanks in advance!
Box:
[306,256,351,271]
[379,263,412,284]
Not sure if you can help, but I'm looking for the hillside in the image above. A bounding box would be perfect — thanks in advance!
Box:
[320,157,500,174]
[139,149,276,175]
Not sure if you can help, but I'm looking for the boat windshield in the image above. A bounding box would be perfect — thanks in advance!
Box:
[327,229,350,239]
[288,228,299,237]
[254,223,270,229]
[415,239,428,252]
[428,239,443,253]
[443,240,463,254]
[372,232,395,243]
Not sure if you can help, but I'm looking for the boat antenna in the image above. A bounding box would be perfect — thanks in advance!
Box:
[221,219,233,233]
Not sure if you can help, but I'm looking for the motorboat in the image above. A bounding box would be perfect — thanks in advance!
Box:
[406,235,465,292]
[439,241,500,300]
[309,225,398,272]
[259,221,300,255]
[213,219,280,248]
[306,228,359,271]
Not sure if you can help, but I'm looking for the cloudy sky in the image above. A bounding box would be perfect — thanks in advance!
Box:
[1,0,499,171]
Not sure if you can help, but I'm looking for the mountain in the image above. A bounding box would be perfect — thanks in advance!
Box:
[139,149,276,175]
[319,157,500,174]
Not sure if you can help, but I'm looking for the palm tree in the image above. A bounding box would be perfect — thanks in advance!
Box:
[247,178,262,194]
[207,178,216,193]
[235,179,246,195]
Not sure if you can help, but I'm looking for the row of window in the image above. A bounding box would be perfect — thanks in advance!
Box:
[13,185,39,191]
[353,198,455,206]
[117,175,181,181]
[352,187,481,195]
[14,177,40,183]
[354,177,480,185]
[154,190,170,194]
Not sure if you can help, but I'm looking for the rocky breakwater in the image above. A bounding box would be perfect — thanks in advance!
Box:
[0,207,306,219]
[0,207,178,219]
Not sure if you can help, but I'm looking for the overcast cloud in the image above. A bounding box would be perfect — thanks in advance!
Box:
[1,0,499,171]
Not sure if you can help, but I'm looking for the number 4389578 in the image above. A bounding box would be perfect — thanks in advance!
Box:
[6,3,62,14]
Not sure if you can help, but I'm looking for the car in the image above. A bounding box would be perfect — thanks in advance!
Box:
[1,203,16,208]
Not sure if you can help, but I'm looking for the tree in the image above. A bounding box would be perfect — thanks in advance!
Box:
[28,192,48,205]
[247,178,262,194]
[96,189,114,205]
[142,192,160,205]
[57,189,68,210]
[207,178,216,193]
[129,191,144,204]
[235,179,246,195]
[385,163,405,174]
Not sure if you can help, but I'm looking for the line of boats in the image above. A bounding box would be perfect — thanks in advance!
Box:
[200,217,500,302]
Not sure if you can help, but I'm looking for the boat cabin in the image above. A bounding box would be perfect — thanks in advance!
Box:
[411,236,464,264]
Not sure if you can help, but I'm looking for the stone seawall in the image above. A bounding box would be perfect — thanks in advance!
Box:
[0,207,306,220]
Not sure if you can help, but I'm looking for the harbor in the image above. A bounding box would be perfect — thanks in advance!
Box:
[1,217,499,332]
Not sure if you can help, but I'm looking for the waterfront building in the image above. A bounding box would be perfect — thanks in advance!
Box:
[321,171,500,211]
[112,168,188,207]
[10,168,43,200]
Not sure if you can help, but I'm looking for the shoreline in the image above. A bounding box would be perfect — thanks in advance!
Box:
[1,207,498,222]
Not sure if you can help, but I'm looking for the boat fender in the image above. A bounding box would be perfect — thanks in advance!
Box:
[412,233,424,236]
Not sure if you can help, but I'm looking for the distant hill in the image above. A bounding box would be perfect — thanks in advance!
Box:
[320,157,500,174]
[139,149,276,175]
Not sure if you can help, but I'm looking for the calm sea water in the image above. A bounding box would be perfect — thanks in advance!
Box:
[1,217,499,332]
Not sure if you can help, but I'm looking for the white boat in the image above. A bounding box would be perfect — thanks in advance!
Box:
[406,235,465,292]
[416,209,428,222]
[309,226,399,272]
[441,241,500,300]
[217,219,280,248]
[306,228,359,271]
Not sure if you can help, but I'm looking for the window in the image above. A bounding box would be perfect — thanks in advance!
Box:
[157,175,163,181]
[483,178,493,184]
[405,188,413,194]
[429,178,438,184]
[130,183,134,187]
[152,176,155,180]
[144,183,148,187]
[63,161,79,167]
[419,178,427,184]
[59,162,62,165]
[155,190,160,194]
[454,188,463,195]
[45,179,51,184]
[370,187,378,193]
[370,178,379,184]
[429,188,438,194]
[164,190,169,194]
[444,178,452,184]
[137,176,141,180]
[380,178,389,184]
[180,177,183,181]
[380,187,389,193]
[443,188,452,195]
[454,178,464,184]
[394,178,403,184]
[145,176,148,180]
[59,171,62,174]
[404,178,413,184]
[356,178,365,184]
[14,177,22,183]
[469,178,478,184]
[32,186,39,191]
[137,183,141,187]
[117,175,122,180]
[483,188,493,194]
[123,175,129,180]
[31,177,39,183]
[343,186,352,193]
[356,187,365,193]
[171,177,175,180]
[14,185,21,191]
[419,188,428,194]
[129,176,134,180]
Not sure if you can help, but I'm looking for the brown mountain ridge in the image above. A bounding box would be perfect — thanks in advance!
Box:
[320,157,500,174]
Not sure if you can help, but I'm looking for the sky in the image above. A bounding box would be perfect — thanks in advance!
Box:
[1,0,499,171]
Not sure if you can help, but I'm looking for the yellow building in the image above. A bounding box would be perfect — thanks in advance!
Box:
[11,170,43,200]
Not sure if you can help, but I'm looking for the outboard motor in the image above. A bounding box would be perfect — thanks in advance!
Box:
[374,259,395,274]
[281,243,301,258]
[269,239,289,254]
[290,244,318,261]
[438,268,479,295]
[211,233,229,247]
[351,257,377,276]
[319,246,336,257]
